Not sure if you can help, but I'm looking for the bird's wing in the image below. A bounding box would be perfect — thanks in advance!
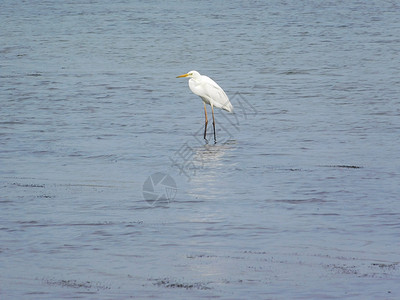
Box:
[201,76,233,112]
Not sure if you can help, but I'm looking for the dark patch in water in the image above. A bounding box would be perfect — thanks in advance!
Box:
[27,73,42,77]
[42,278,110,290]
[153,278,211,290]
[327,264,358,275]
[12,182,45,188]
[37,194,54,198]
[320,165,362,169]
[371,262,399,269]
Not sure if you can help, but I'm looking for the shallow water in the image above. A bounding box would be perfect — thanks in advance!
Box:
[1,1,400,299]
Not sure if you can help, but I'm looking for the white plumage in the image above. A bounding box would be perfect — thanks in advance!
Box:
[177,70,233,142]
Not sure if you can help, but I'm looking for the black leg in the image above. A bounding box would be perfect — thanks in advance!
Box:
[211,104,216,143]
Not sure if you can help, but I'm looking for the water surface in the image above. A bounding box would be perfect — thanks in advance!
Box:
[1,1,400,299]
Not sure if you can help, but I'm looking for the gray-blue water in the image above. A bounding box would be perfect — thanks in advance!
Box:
[1,1,400,299]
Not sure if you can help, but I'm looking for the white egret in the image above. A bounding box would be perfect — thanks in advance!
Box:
[177,70,233,143]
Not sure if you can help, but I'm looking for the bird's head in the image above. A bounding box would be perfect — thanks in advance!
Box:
[176,70,200,78]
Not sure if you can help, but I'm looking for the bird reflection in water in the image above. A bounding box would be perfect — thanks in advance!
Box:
[187,141,237,199]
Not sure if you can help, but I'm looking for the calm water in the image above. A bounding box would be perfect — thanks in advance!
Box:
[1,1,400,299]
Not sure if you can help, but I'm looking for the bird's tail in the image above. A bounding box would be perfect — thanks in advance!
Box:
[223,101,234,113]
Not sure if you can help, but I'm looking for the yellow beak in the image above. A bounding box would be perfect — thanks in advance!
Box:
[176,73,189,78]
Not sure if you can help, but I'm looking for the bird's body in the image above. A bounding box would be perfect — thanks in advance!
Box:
[187,72,233,113]
[177,70,233,142]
